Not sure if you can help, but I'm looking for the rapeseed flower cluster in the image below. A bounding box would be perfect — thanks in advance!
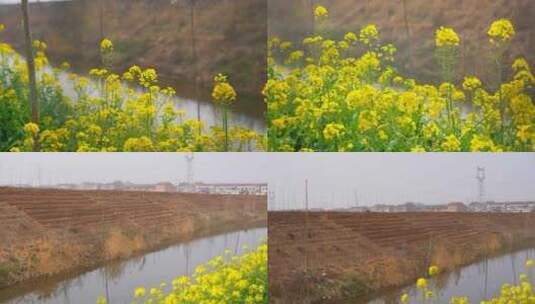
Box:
[100,38,113,53]
[488,18,516,45]
[212,73,238,151]
[400,261,535,303]
[0,32,262,152]
[212,73,237,106]
[435,27,460,47]
[314,5,328,20]
[266,5,533,152]
[120,244,267,304]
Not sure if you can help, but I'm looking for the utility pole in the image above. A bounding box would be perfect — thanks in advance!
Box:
[401,0,412,71]
[308,0,315,35]
[189,0,201,135]
[99,0,105,42]
[20,0,39,151]
[304,179,310,302]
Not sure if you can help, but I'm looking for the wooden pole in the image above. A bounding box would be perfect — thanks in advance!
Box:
[21,0,39,151]
[190,0,201,136]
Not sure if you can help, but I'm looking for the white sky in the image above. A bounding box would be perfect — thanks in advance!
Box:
[0,0,67,4]
[1,153,534,209]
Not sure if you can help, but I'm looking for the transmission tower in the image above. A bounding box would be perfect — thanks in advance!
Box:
[476,166,486,203]
[268,188,276,210]
[183,153,195,192]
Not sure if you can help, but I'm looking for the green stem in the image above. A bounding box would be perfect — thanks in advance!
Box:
[223,106,229,152]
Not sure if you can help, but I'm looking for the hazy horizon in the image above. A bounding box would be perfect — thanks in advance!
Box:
[1,153,534,209]
[265,153,535,210]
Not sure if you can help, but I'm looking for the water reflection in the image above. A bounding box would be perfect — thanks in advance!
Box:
[369,248,535,303]
[1,228,267,304]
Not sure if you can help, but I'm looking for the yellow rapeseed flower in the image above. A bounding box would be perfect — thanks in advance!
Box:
[344,32,357,43]
[314,5,328,20]
[442,134,461,151]
[23,123,40,136]
[416,277,427,289]
[360,24,379,46]
[435,26,460,47]
[134,286,145,298]
[462,76,482,91]
[140,68,158,88]
[512,57,530,72]
[96,296,107,304]
[517,125,531,143]
[428,265,439,276]
[488,19,515,45]
[323,123,345,141]
[100,38,113,53]
[212,74,237,106]
[411,146,426,152]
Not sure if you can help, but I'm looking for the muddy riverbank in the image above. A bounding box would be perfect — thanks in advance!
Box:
[268,211,535,303]
[0,187,267,289]
[0,227,267,304]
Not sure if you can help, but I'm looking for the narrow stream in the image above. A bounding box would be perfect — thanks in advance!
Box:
[53,67,265,134]
[369,247,535,303]
[0,227,267,304]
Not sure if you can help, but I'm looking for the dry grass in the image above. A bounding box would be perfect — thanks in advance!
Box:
[103,229,135,259]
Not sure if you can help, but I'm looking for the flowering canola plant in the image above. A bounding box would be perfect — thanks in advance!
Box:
[0,27,262,152]
[399,262,535,304]
[265,6,534,152]
[96,244,268,304]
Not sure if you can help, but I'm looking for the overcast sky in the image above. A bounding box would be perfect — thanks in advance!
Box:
[0,0,66,4]
[1,153,534,209]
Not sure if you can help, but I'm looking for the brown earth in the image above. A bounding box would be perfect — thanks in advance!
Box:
[0,0,267,118]
[269,0,534,88]
[0,187,266,288]
[268,211,535,304]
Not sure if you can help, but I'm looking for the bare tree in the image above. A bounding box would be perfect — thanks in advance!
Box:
[20,0,39,151]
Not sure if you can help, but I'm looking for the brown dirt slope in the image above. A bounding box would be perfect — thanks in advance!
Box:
[269,211,535,303]
[269,0,534,87]
[0,187,266,288]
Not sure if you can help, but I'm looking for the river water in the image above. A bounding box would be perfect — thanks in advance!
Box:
[369,247,535,303]
[0,227,267,304]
